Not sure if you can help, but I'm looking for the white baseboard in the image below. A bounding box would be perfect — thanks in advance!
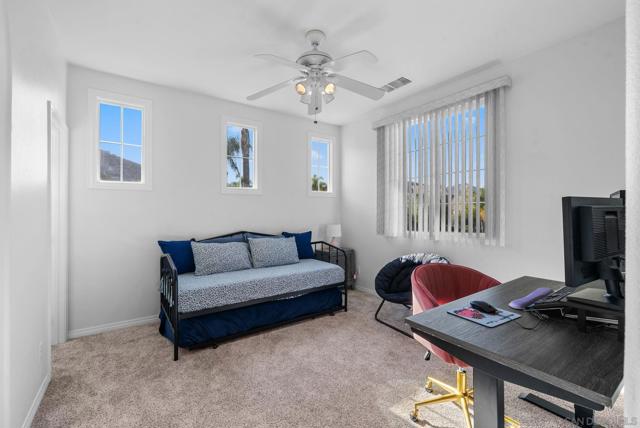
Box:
[22,372,50,428]
[68,315,158,339]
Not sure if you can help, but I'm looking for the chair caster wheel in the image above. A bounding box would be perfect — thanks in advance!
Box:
[425,380,433,393]
[409,412,419,422]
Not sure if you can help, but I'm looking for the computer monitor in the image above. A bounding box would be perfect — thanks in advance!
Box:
[562,194,625,308]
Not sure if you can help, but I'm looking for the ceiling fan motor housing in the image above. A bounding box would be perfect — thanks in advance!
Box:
[297,29,332,68]
[296,50,332,68]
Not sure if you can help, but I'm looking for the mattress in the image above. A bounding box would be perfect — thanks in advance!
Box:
[177,259,344,313]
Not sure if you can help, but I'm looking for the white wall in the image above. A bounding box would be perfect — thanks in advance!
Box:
[67,66,341,334]
[3,0,67,426]
[0,0,11,425]
[341,20,625,292]
[626,0,640,422]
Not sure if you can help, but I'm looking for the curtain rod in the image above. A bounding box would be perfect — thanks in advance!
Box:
[371,75,511,129]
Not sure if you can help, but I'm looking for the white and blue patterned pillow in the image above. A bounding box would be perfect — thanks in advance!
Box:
[248,237,300,268]
[191,241,252,276]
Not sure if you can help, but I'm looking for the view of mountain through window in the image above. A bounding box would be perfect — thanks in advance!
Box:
[99,102,143,183]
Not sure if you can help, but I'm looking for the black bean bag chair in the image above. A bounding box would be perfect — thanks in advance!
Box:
[374,259,421,337]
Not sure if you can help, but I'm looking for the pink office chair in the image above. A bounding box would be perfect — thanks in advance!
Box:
[409,264,518,427]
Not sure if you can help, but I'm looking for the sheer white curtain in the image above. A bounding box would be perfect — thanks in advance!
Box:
[376,77,509,246]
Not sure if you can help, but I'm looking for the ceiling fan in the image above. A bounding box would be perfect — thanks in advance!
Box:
[246,29,386,117]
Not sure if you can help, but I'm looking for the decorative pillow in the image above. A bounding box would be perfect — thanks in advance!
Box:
[282,231,314,259]
[191,241,252,276]
[199,233,245,244]
[248,237,300,268]
[157,240,195,274]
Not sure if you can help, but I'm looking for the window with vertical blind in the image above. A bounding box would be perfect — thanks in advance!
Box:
[376,77,509,245]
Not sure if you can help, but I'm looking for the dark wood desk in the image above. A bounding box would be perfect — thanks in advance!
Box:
[405,276,624,428]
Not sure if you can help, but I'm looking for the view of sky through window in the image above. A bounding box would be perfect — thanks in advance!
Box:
[310,140,330,192]
[99,102,143,182]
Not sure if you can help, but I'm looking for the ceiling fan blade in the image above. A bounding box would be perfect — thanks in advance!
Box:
[246,77,303,101]
[327,50,377,71]
[254,54,308,70]
[331,74,385,100]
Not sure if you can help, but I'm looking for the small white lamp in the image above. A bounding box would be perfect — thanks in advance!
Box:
[325,224,342,247]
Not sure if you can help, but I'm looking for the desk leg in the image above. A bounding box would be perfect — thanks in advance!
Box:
[519,393,601,428]
[474,369,505,428]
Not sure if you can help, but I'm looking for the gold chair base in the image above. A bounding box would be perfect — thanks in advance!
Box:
[409,368,519,428]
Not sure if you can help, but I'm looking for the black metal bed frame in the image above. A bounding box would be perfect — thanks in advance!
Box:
[160,231,348,361]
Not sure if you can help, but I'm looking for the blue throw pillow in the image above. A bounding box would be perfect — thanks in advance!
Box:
[243,232,278,240]
[199,233,245,244]
[282,231,314,259]
[157,240,195,274]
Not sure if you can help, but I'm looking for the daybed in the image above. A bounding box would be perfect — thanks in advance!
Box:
[159,231,348,360]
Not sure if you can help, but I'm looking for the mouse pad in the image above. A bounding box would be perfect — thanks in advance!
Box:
[447,306,521,327]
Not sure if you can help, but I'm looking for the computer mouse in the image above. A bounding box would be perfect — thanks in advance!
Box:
[470,300,498,314]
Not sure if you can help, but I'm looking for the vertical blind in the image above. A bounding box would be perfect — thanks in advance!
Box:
[376,78,508,246]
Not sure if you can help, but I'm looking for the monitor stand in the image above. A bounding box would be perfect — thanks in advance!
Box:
[565,283,624,342]
[569,259,625,313]
[567,288,624,312]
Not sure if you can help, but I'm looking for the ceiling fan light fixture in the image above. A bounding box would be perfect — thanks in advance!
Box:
[323,93,335,104]
[323,82,336,95]
[295,82,307,95]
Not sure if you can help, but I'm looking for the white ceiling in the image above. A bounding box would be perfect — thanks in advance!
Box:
[47,0,624,125]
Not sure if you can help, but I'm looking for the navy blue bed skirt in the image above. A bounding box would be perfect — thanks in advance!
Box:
[159,287,342,348]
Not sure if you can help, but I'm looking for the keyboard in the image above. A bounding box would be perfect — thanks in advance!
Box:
[529,286,575,309]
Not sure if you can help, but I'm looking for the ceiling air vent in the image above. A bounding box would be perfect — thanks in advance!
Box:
[381,77,412,93]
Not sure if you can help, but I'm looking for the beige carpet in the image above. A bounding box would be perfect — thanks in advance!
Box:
[33,290,624,428]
